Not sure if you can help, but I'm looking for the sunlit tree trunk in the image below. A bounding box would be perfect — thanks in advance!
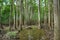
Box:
[53,0,60,40]
[24,0,28,25]
[38,0,40,29]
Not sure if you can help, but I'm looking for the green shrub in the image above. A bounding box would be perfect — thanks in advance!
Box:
[19,28,45,40]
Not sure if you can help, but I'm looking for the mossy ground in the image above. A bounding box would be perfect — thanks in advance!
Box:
[18,26,45,40]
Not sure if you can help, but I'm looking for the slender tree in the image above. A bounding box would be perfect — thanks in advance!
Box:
[24,0,28,25]
[50,0,54,30]
[10,0,14,30]
[38,0,40,29]
[15,0,19,30]
[0,5,1,29]
[53,0,60,40]
[44,0,47,29]
[0,1,3,29]
[19,0,24,30]
[48,0,51,30]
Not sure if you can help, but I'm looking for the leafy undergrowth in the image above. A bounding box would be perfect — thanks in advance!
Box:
[2,26,50,40]
[18,28,45,40]
[2,26,53,40]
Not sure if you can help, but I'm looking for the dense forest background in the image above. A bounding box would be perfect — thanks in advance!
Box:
[0,0,60,40]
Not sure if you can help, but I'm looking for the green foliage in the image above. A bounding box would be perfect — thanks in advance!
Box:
[0,5,10,24]
[0,0,2,3]
[0,4,16,24]
[6,31,18,38]
[0,0,49,24]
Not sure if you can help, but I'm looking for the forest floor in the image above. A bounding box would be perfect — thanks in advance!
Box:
[0,25,54,40]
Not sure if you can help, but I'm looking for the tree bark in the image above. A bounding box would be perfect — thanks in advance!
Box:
[48,0,51,30]
[0,2,3,29]
[53,0,60,40]
[19,0,24,30]
[38,0,40,29]
[10,0,14,30]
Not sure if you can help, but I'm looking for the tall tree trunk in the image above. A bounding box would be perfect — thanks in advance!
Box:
[44,0,47,29]
[0,6,1,29]
[30,2,32,25]
[48,0,51,30]
[15,0,19,30]
[19,0,24,30]
[38,0,40,29]
[10,0,14,30]
[53,0,60,40]
[50,0,54,30]
[58,0,60,39]
[24,0,28,25]
[9,3,11,30]
[0,2,3,29]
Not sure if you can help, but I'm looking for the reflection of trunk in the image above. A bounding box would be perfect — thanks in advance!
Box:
[38,0,40,29]
[53,0,60,40]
